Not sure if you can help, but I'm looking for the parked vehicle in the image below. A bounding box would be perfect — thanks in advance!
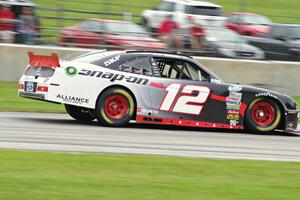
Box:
[205,27,265,59]
[142,0,225,31]
[226,12,271,37]
[244,24,300,61]
[18,50,299,134]
[60,19,166,49]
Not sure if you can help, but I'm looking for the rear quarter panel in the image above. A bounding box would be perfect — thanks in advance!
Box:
[48,61,152,111]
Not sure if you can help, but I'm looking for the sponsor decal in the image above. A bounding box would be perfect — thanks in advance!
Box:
[226,100,240,106]
[65,66,78,77]
[226,105,241,110]
[230,120,238,126]
[227,110,240,115]
[228,84,243,92]
[288,122,295,128]
[104,55,120,66]
[56,94,89,104]
[227,114,240,120]
[138,108,159,114]
[26,82,34,92]
[255,92,278,99]
[226,92,242,110]
[228,92,242,98]
[226,92,242,124]
[226,97,240,101]
[78,69,149,85]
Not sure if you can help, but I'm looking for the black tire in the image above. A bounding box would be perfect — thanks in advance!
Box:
[245,98,282,133]
[65,104,96,122]
[95,87,135,127]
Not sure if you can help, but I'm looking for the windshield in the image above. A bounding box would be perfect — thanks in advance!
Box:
[242,15,271,25]
[185,5,222,16]
[289,26,300,40]
[206,28,245,43]
[105,21,150,37]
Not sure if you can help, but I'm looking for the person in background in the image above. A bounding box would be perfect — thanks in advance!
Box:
[0,4,16,43]
[188,16,206,50]
[157,14,183,49]
[17,6,38,44]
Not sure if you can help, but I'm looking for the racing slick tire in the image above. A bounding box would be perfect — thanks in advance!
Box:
[96,87,135,127]
[245,98,282,133]
[65,104,96,122]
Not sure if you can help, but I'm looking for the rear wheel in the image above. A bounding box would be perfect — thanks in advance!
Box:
[65,104,95,122]
[245,98,282,133]
[96,87,135,127]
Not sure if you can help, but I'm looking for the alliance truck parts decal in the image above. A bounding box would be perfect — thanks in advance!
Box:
[57,94,89,104]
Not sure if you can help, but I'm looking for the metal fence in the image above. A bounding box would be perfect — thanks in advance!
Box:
[32,1,213,56]
[2,0,300,59]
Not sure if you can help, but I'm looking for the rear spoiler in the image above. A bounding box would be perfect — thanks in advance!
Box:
[28,52,60,67]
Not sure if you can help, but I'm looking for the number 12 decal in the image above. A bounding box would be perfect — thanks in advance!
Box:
[160,83,210,115]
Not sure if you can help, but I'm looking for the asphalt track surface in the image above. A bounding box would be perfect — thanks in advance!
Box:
[0,112,300,162]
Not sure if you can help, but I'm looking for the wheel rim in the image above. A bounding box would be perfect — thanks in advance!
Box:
[104,95,128,120]
[251,102,275,127]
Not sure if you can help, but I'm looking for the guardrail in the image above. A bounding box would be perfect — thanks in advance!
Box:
[1,44,299,96]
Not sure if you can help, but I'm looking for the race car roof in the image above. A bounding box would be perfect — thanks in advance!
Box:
[71,50,222,81]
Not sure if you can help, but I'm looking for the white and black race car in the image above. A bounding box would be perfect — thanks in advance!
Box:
[18,50,299,134]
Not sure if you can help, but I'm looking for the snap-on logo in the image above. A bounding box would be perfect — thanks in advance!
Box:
[78,69,149,85]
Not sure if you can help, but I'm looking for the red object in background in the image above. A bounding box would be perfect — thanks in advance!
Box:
[28,52,60,67]
[0,10,15,31]
[157,19,180,35]
[191,26,205,36]
[226,12,271,37]
[60,19,166,49]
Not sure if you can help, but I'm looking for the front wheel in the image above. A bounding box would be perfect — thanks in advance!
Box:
[95,87,135,127]
[245,98,282,133]
[65,104,95,122]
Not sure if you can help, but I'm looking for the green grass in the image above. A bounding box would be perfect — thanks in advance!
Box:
[31,0,160,43]
[30,0,300,43]
[0,82,299,114]
[0,82,64,113]
[0,150,300,200]
[214,0,300,24]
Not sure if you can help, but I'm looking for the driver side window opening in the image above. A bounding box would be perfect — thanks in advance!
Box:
[153,58,208,81]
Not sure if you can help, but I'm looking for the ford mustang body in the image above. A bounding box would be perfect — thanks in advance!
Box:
[18,50,299,134]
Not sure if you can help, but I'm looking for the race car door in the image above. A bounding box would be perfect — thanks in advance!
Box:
[145,56,239,127]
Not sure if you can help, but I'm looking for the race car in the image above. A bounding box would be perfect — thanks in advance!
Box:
[18,50,299,134]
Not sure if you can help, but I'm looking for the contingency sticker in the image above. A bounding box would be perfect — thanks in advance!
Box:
[226,92,242,125]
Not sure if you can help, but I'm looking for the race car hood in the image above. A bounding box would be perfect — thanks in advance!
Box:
[238,84,297,110]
